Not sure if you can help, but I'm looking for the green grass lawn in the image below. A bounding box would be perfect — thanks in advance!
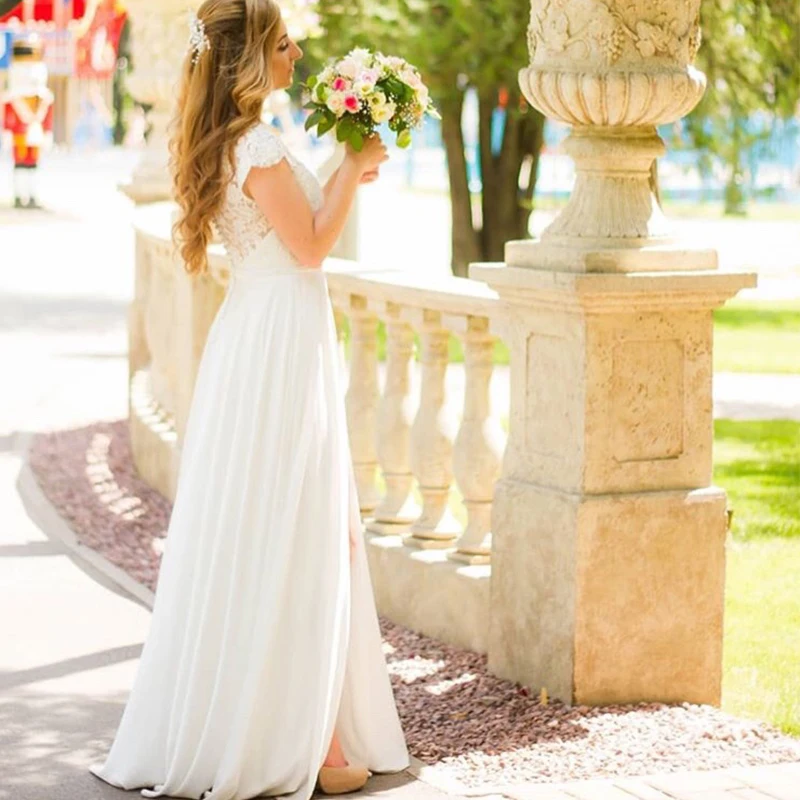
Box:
[715,420,800,736]
[714,300,800,374]
[347,298,800,375]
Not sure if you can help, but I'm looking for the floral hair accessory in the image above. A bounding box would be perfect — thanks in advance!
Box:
[188,12,210,64]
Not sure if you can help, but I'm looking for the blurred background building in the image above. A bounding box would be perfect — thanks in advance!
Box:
[0,0,127,147]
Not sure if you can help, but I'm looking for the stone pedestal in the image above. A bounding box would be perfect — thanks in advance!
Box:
[120,0,197,204]
[470,266,755,705]
[468,0,757,706]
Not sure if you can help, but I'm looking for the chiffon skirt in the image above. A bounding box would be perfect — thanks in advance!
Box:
[90,254,409,799]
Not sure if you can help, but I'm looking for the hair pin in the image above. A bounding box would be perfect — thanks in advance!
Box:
[188,11,211,64]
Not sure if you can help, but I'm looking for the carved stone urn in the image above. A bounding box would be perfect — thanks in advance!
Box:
[509,0,714,272]
[121,0,197,204]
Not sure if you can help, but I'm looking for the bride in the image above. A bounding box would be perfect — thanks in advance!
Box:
[89,0,409,798]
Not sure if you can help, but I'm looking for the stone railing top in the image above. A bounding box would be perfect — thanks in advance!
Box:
[324,258,499,320]
[472,262,757,313]
[134,203,501,327]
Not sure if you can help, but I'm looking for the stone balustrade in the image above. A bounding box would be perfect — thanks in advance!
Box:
[129,204,508,654]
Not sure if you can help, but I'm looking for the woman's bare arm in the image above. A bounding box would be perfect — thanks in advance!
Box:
[323,166,340,201]
[323,159,380,201]
[244,137,387,270]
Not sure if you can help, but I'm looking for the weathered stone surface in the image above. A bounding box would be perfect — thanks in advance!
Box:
[472,264,753,705]
[365,532,490,655]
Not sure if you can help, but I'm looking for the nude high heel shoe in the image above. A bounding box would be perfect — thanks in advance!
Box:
[317,765,371,795]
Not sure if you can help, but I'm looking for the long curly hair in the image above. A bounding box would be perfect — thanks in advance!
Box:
[170,0,283,275]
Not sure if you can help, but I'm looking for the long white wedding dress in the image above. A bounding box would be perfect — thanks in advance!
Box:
[90,122,409,800]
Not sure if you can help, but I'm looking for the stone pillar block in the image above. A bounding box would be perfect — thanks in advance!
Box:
[471,264,755,705]
[491,481,727,705]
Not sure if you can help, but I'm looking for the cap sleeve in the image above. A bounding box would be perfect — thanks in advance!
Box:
[235,124,290,191]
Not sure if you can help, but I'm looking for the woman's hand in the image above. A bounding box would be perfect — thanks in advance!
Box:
[359,168,380,185]
[345,134,388,175]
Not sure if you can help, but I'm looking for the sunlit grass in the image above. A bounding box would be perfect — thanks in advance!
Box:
[716,420,800,736]
[714,300,800,374]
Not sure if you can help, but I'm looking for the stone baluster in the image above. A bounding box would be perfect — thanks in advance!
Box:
[129,231,153,382]
[447,315,506,564]
[333,307,348,369]
[368,303,420,535]
[406,309,461,548]
[344,296,381,514]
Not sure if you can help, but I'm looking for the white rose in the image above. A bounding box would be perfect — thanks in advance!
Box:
[319,65,335,85]
[415,85,429,105]
[349,47,372,66]
[337,56,359,80]
[326,92,347,117]
[353,79,374,97]
[368,90,387,107]
[357,67,379,88]
[372,102,396,124]
[400,68,422,89]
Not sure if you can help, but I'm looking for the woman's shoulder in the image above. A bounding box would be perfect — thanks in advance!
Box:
[234,122,291,189]
[236,122,289,163]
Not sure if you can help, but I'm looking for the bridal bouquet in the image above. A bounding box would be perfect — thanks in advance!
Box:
[303,48,440,151]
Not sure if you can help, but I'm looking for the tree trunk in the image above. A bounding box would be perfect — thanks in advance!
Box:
[440,93,480,277]
[443,87,546,275]
[478,88,545,263]
[518,108,546,233]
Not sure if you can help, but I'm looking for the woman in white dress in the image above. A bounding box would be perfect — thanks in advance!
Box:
[89,0,409,797]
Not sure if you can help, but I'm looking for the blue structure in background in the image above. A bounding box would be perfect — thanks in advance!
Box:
[294,88,799,204]
[434,109,800,203]
[0,30,11,70]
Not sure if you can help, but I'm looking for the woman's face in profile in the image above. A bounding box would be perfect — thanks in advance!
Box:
[271,19,303,90]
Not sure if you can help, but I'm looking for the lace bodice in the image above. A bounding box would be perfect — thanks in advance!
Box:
[215,123,324,268]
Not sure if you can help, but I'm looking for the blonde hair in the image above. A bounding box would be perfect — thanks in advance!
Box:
[170,0,283,275]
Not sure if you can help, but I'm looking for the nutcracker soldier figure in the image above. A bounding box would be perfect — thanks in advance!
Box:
[1,34,54,209]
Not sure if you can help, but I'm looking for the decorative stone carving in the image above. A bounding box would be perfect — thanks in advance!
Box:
[122,0,197,203]
[512,0,714,273]
[526,0,702,68]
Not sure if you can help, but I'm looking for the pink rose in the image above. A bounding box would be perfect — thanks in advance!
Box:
[344,93,360,113]
[332,76,349,92]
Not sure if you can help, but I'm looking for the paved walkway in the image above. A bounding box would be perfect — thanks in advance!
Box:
[1,146,799,800]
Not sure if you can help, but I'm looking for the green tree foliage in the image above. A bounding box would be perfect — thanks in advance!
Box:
[309,0,545,276]
[681,0,800,214]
